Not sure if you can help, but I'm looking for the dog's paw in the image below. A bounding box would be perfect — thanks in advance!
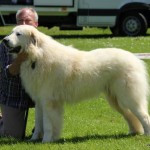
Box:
[42,137,56,143]
[42,134,59,143]
[30,131,43,141]
[42,139,53,143]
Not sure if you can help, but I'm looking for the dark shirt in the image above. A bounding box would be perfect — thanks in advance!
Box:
[0,43,33,109]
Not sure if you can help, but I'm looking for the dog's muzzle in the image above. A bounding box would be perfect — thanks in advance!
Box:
[2,39,21,54]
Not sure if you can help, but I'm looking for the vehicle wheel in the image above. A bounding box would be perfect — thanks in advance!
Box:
[120,12,148,36]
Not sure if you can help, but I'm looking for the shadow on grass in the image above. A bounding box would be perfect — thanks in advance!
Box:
[0,34,113,40]
[1,33,150,40]
[0,133,133,145]
[52,34,114,39]
[57,133,133,144]
[47,33,150,39]
[51,33,150,39]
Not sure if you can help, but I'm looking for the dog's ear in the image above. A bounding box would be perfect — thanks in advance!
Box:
[30,31,38,46]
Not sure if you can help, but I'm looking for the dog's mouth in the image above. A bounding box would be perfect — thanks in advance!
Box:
[4,45,22,54]
[8,46,22,54]
[2,40,22,54]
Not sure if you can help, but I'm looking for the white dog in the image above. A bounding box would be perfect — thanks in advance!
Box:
[3,25,150,143]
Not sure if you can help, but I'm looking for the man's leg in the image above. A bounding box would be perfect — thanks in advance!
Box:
[0,104,28,139]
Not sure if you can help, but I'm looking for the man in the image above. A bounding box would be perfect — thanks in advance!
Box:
[0,7,38,139]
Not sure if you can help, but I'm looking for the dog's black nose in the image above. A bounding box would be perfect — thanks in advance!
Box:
[2,38,9,46]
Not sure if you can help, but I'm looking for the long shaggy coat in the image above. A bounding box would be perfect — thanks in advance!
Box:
[3,25,150,143]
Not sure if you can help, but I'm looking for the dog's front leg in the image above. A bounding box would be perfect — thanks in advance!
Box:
[30,102,43,141]
[42,101,64,143]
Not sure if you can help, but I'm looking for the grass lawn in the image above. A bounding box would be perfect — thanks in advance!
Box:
[1,26,150,149]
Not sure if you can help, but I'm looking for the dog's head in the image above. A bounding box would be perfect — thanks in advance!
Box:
[2,25,39,54]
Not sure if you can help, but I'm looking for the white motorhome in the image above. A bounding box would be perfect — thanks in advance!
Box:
[1,0,150,36]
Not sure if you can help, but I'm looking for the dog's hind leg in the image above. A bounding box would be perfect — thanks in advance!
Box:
[122,99,150,135]
[121,110,144,135]
[42,100,64,143]
[105,94,144,135]
[116,83,150,135]
[114,87,150,135]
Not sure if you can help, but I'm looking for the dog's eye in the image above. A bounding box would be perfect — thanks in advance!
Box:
[16,32,22,36]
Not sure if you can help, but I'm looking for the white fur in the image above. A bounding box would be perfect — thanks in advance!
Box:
[4,25,150,143]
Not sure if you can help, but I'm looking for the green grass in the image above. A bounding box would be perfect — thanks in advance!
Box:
[1,27,150,149]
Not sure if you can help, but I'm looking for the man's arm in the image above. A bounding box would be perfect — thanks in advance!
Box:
[8,52,28,76]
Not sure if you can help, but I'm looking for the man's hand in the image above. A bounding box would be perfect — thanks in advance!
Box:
[8,52,28,75]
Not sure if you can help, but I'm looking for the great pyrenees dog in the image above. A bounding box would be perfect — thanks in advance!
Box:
[3,25,150,143]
